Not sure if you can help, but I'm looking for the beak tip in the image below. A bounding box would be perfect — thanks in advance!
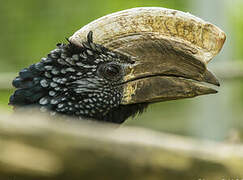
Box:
[204,70,220,87]
[214,78,220,87]
[206,88,218,95]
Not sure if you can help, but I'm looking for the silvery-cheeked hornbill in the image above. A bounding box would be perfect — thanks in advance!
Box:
[9,7,226,124]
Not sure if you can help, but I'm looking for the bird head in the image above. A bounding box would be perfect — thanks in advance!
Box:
[9,7,226,123]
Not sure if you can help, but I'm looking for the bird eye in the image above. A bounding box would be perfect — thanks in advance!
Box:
[98,63,122,81]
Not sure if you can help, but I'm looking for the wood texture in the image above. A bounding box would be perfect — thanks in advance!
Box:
[0,111,243,180]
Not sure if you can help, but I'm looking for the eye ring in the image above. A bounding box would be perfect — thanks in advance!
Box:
[98,63,122,81]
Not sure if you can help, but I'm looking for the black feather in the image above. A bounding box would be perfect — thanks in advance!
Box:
[9,31,148,124]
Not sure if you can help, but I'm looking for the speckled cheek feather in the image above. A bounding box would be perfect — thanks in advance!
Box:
[9,31,148,123]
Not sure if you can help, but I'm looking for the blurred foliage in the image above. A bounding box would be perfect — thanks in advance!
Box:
[228,0,243,60]
[0,90,13,111]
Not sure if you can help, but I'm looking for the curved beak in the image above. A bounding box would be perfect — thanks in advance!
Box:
[68,7,226,105]
[121,40,219,105]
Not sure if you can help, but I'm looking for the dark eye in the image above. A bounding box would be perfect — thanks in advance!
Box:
[98,63,122,81]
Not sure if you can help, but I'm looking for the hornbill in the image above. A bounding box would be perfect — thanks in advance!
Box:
[9,7,226,124]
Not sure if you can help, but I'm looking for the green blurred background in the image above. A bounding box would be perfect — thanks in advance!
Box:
[1,0,243,141]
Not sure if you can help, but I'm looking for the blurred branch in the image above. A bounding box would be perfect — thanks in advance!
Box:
[0,111,243,180]
[1,61,243,90]
[211,61,243,81]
